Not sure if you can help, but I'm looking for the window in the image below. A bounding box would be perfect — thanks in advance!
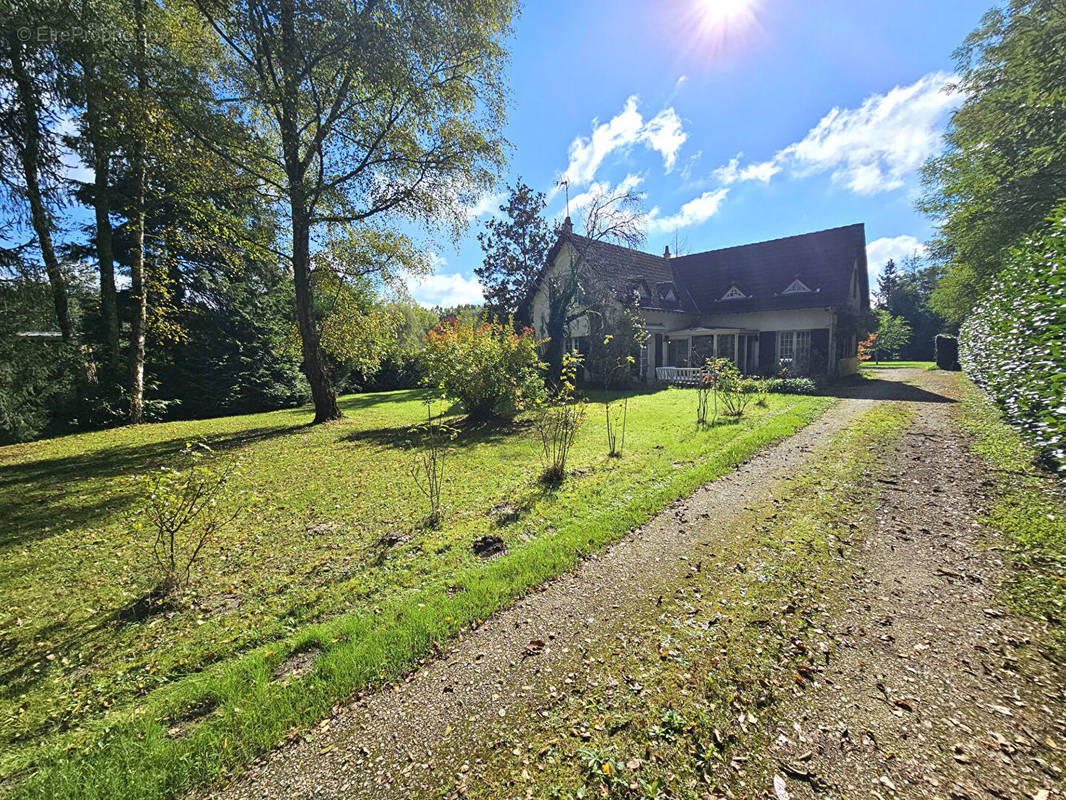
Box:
[778,331,794,361]
[666,338,689,367]
[778,330,811,367]
[721,285,745,300]
[783,278,811,294]
[716,334,735,363]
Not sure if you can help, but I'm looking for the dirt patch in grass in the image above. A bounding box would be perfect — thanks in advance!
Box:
[490,502,521,527]
[271,648,320,685]
[471,534,507,559]
[117,587,177,623]
[165,697,219,740]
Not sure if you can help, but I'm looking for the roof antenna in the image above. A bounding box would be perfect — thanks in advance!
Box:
[559,178,570,218]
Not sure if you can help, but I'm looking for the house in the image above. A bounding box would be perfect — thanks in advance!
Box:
[527,220,870,381]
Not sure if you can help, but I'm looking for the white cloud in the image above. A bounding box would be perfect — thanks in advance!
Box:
[646,188,729,234]
[665,75,688,105]
[713,155,780,185]
[557,95,687,191]
[710,72,962,196]
[561,96,645,188]
[564,173,644,218]
[465,191,505,220]
[408,270,485,308]
[866,235,928,275]
[781,72,960,194]
[641,108,687,172]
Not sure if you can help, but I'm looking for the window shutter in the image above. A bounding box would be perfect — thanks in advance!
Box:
[758,331,776,375]
[810,328,830,375]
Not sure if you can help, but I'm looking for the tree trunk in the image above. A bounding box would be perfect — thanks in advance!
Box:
[10,40,73,341]
[291,207,341,423]
[84,55,120,368]
[128,0,148,423]
[278,0,341,423]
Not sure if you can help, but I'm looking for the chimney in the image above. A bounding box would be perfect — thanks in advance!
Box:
[663,245,671,258]
[561,216,573,235]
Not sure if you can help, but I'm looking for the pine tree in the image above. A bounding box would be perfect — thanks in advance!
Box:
[476,180,552,324]
[876,259,900,308]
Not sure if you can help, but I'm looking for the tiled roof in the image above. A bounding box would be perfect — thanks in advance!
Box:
[550,224,868,316]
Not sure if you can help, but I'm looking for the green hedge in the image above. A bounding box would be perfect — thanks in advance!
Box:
[959,204,1066,474]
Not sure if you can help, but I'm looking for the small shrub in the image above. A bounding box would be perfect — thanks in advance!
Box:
[537,351,586,483]
[748,376,769,407]
[858,333,877,362]
[409,399,455,527]
[132,443,243,599]
[935,334,960,371]
[762,376,817,395]
[711,358,752,417]
[600,329,642,458]
[422,318,545,421]
[695,368,715,427]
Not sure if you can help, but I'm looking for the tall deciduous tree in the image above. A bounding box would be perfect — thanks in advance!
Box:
[70,0,123,367]
[193,0,514,423]
[476,179,551,324]
[873,309,912,361]
[920,0,1066,325]
[126,0,149,423]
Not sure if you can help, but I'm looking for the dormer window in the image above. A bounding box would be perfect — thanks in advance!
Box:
[721,285,746,300]
[783,278,812,295]
[635,280,651,301]
[658,284,677,303]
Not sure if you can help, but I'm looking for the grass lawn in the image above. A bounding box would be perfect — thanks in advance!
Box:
[955,379,1066,661]
[860,360,936,370]
[0,386,831,800]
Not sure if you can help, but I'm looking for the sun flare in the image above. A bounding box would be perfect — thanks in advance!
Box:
[698,0,757,27]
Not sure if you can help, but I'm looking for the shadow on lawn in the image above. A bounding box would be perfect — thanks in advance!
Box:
[342,415,535,451]
[337,388,429,413]
[0,423,305,550]
[814,375,957,404]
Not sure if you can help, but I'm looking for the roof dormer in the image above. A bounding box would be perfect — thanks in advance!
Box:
[720,284,746,301]
[782,278,812,295]
[630,279,652,302]
[657,282,678,304]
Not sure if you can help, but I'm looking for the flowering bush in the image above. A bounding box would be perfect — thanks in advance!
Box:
[960,204,1066,473]
[857,333,877,362]
[422,319,545,421]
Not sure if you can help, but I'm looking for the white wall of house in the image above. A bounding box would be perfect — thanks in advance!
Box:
[699,307,833,332]
[529,242,585,337]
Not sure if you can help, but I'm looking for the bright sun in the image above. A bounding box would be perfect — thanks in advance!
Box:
[699,0,757,27]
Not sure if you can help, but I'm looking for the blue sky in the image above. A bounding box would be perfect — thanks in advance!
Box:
[409,0,989,307]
